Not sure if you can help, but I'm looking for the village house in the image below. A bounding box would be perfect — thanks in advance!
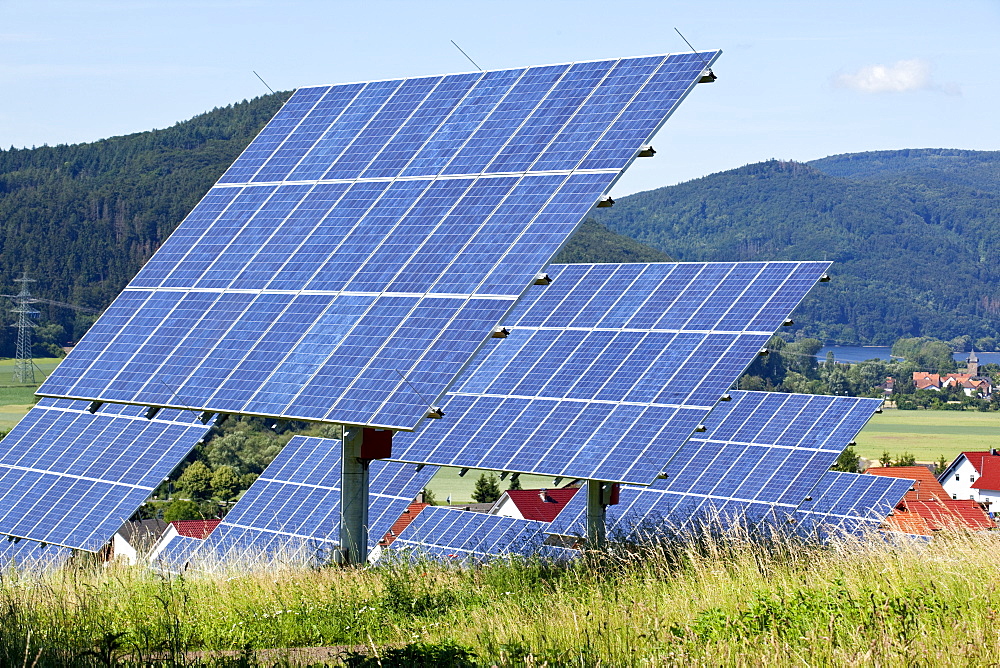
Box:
[911,351,993,397]
[940,450,1000,508]
[868,466,994,533]
[491,487,580,522]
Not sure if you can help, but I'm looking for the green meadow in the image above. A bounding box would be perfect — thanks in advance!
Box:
[853,408,1000,464]
[4,531,1000,666]
[0,358,63,431]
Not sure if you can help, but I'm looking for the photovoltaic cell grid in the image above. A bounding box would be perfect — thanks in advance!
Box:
[39,51,720,431]
[0,398,210,552]
[389,261,830,484]
[794,471,913,536]
[0,539,72,570]
[547,391,883,537]
[190,436,437,564]
[389,505,576,563]
[150,534,204,572]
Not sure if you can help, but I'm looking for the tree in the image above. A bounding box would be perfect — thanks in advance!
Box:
[211,465,241,501]
[422,488,439,505]
[162,499,201,522]
[472,473,502,504]
[934,455,950,476]
[831,446,861,473]
[893,452,917,467]
[176,461,213,500]
[507,475,522,491]
[879,451,893,468]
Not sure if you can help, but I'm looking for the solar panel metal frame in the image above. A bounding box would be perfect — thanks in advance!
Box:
[190,435,438,564]
[38,51,722,432]
[388,261,830,484]
[0,398,211,552]
[546,391,884,538]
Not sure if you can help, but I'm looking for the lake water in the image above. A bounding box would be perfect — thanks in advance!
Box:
[817,345,1000,365]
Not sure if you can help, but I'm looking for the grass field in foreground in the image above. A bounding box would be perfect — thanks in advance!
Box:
[0,358,63,430]
[5,532,1000,665]
[853,408,1000,463]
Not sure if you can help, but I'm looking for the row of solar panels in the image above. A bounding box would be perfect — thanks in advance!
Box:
[0,257,827,552]
[0,51,914,567]
[0,386,913,571]
[145,389,908,571]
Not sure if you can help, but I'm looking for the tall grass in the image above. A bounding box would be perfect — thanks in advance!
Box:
[3,529,1000,665]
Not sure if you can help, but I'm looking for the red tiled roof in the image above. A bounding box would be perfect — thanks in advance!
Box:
[380,502,429,546]
[903,500,994,531]
[171,520,220,539]
[504,488,580,523]
[867,466,947,502]
[959,451,996,475]
[885,508,932,536]
[972,457,1000,491]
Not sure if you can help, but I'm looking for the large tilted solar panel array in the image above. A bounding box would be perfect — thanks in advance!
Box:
[390,261,830,484]
[0,399,211,551]
[390,505,576,563]
[38,51,720,431]
[794,471,913,536]
[547,391,883,538]
[189,436,437,564]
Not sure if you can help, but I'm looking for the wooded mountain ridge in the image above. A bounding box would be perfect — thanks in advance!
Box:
[595,148,1000,345]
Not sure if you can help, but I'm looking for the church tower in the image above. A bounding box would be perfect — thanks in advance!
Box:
[968,349,980,377]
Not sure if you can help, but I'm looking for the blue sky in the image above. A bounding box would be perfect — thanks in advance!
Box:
[1,0,997,196]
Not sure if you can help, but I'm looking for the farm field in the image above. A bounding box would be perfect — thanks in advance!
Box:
[0,358,62,431]
[4,532,1000,665]
[853,408,1000,464]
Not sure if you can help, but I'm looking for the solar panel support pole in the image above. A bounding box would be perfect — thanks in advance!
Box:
[586,480,608,548]
[340,427,370,565]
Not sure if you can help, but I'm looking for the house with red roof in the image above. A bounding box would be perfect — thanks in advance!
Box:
[491,488,580,523]
[380,502,429,546]
[868,466,994,534]
[939,451,1000,507]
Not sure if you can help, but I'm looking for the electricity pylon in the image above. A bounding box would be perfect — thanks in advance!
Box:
[10,273,39,384]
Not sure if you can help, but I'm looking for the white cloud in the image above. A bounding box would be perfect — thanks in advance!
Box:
[834,59,959,95]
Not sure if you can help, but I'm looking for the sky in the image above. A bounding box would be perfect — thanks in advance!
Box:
[1,0,998,196]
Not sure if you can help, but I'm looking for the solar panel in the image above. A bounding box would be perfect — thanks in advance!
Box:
[547,392,883,538]
[190,436,437,564]
[794,471,913,536]
[389,505,576,563]
[38,52,720,431]
[389,262,829,484]
[0,398,210,552]
[149,534,204,572]
[0,538,72,570]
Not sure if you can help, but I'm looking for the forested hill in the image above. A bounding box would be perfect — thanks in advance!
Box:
[594,149,1000,346]
[0,95,666,357]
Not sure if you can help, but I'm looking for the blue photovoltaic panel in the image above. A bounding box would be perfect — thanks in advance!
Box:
[39,51,720,431]
[547,391,883,538]
[390,505,575,563]
[0,539,72,570]
[150,534,204,572]
[0,398,210,552]
[390,262,829,484]
[191,436,437,564]
[794,471,912,535]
